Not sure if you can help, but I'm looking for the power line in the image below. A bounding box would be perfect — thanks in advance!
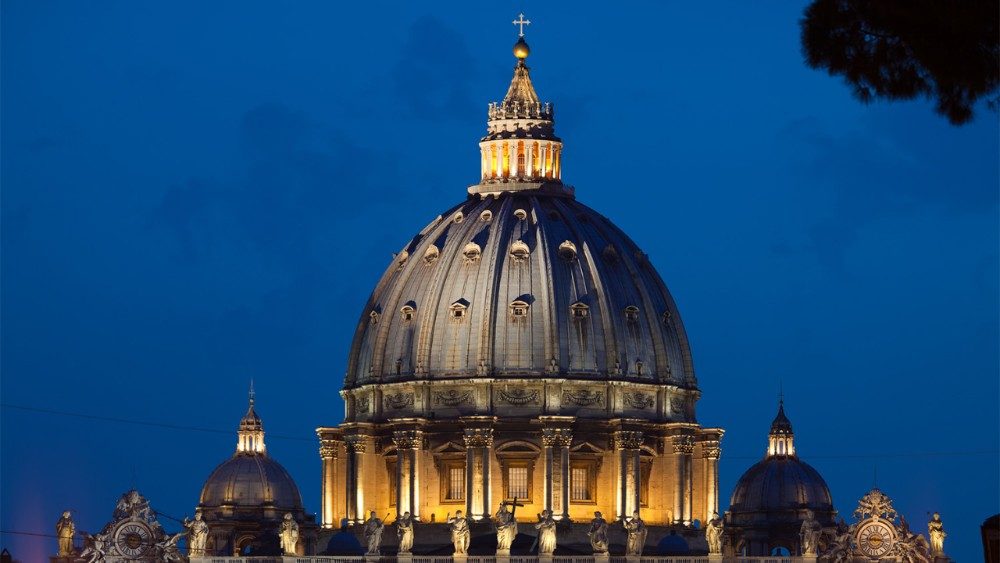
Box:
[0,403,313,442]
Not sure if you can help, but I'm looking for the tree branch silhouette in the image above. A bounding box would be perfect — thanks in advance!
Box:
[801,0,999,124]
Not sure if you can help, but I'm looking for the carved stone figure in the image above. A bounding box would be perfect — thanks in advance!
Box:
[800,509,821,555]
[114,490,153,523]
[362,511,385,556]
[156,531,186,562]
[494,503,518,551]
[705,511,724,555]
[447,510,471,555]
[624,510,647,556]
[279,512,300,555]
[183,511,209,556]
[927,512,946,557]
[396,512,414,554]
[56,511,75,557]
[587,512,609,554]
[79,532,108,563]
[534,510,557,555]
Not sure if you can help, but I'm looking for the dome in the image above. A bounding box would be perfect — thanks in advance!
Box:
[728,456,833,516]
[199,390,303,511]
[343,194,696,390]
[200,453,304,509]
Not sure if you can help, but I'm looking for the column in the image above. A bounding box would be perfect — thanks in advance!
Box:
[671,436,694,525]
[703,441,721,520]
[410,444,422,520]
[560,437,571,520]
[463,427,493,520]
[632,448,641,516]
[684,446,694,525]
[319,437,341,528]
[542,431,554,514]
[483,436,492,519]
[393,430,423,518]
[525,141,534,180]
[614,430,643,519]
[345,435,366,524]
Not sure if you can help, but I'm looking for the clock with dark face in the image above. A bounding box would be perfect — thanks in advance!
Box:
[857,520,895,559]
[114,521,153,558]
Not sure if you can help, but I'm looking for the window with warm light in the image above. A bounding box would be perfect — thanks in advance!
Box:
[570,460,597,503]
[507,466,529,499]
[443,463,465,502]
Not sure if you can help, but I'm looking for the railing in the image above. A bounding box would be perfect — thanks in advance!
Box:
[191,557,797,563]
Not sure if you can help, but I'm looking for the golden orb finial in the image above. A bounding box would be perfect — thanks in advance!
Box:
[513,37,530,59]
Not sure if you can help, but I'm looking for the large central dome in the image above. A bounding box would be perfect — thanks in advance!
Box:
[342,40,696,398]
[344,194,697,391]
[320,26,722,533]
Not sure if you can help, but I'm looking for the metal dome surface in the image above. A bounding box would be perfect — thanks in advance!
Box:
[199,453,303,510]
[728,456,833,515]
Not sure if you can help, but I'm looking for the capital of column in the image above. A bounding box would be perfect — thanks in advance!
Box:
[392,429,424,450]
[612,430,644,450]
[319,438,341,460]
[345,435,368,454]
[542,427,573,448]
[702,440,721,460]
[463,427,494,448]
[671,435,695,455]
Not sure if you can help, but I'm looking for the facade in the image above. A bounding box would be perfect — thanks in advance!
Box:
[724,401,836,556]
[196,391,318,556]
[315,30,723,537]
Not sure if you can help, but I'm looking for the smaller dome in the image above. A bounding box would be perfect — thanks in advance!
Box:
[513,37,530,59]
[200,389,304,511]
[729,456,833,515]
[200,454,303,509]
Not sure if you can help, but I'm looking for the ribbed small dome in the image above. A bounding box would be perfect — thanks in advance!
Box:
[729,456,833,515]
[200,454,303,509]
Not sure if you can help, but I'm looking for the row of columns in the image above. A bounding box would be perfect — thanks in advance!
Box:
[322,427,720,528]
[480,140,562,182]
[462,426,493,520]
[542,427,573,520]
[614,430,644,519]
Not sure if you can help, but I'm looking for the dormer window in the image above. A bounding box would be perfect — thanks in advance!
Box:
[514,209,528,221]
[369,310,381,325]
[480,210,493,222]
[570,302,589,319]
[662,310,672,326]
[510,240,530,263]
[424,245,440,264]
[625,305,639,322]
[400,305,416,322]
[509,300,529,321]
[463,243,482,264]
[558,240,577,262]
[449,299,469,322]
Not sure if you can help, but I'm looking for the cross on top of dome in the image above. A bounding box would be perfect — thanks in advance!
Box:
[513,13,531,37]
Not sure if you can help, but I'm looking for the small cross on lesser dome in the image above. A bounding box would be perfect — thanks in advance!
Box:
[513,13,531,37]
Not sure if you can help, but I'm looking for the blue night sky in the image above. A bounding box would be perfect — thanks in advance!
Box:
[2,2,997,561]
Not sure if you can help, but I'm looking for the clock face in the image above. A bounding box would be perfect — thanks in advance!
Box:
[114,521,153,557]
[857,520,895,558]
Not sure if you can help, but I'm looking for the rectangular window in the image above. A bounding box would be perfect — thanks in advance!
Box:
[571,466,590,501]
[447,466,465,501]
[507,466,529,499]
